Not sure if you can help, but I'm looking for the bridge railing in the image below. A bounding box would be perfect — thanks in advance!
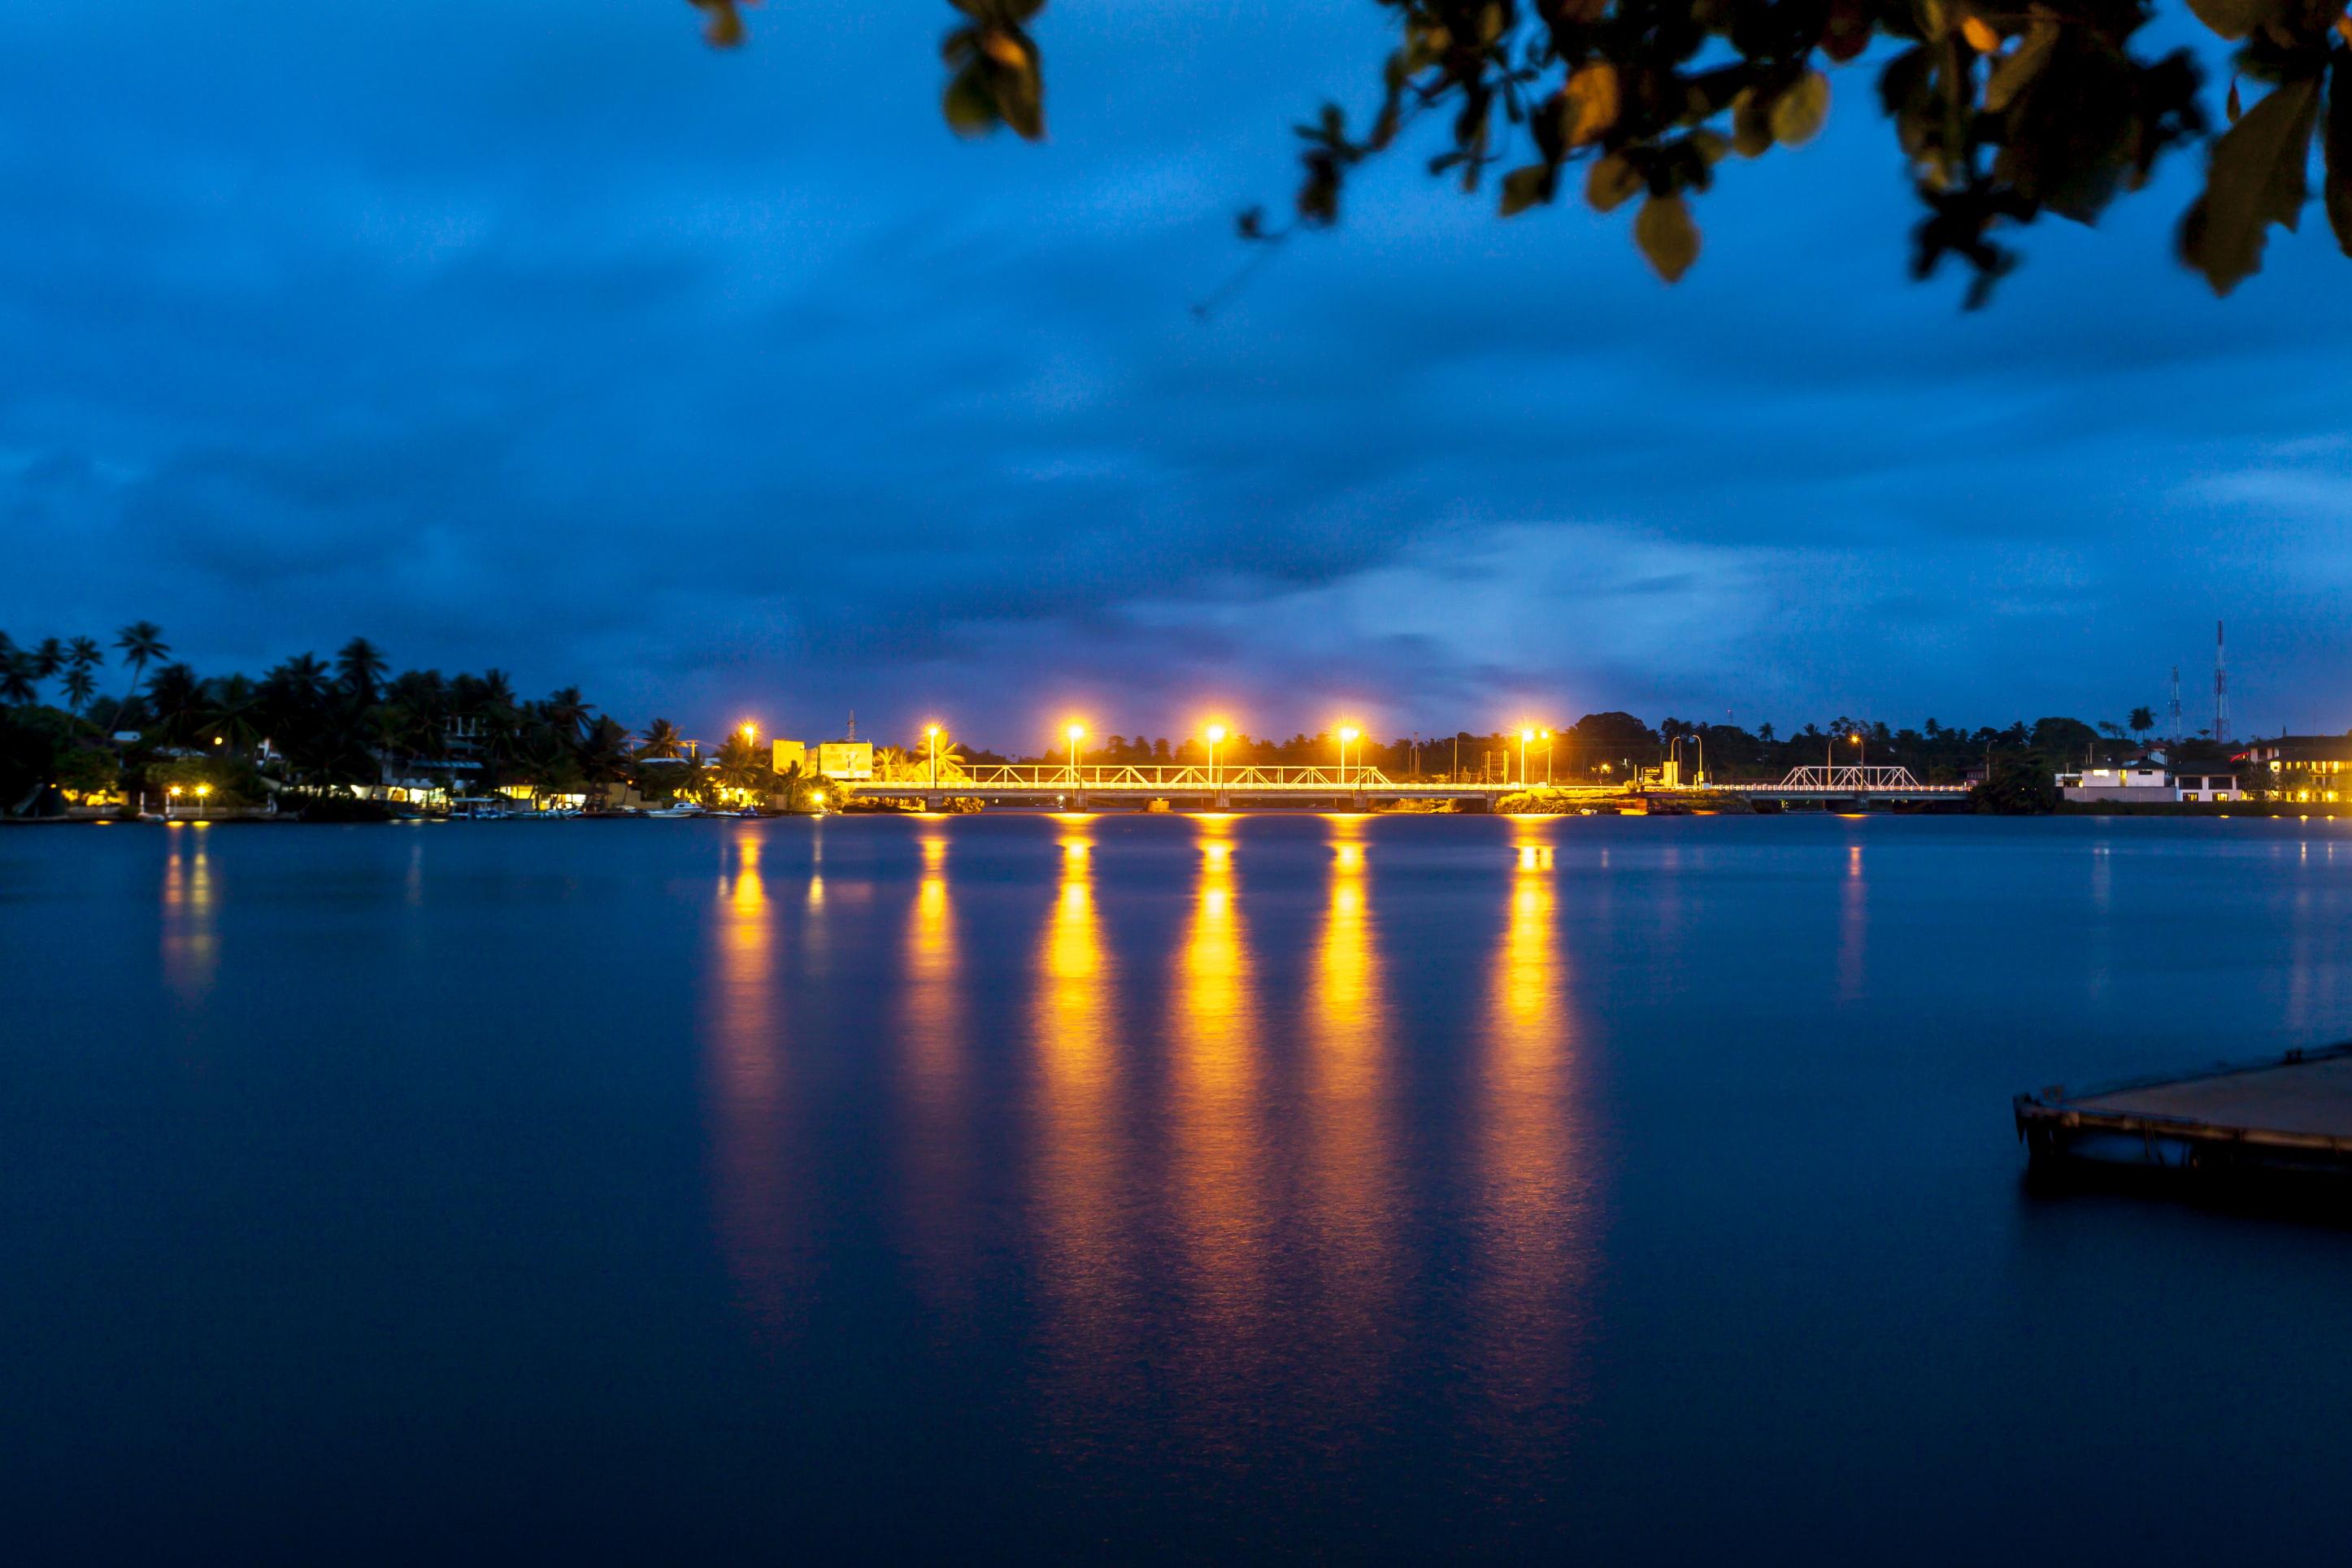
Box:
[864,763,1398,791]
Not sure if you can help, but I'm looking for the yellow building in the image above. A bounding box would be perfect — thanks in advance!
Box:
[815,741,874,780]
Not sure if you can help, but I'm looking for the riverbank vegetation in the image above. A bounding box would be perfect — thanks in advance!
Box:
[0,624,828,817]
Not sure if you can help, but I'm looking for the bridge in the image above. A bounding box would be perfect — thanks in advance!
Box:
[849,762,1970,809]
[1713,766,1970,804]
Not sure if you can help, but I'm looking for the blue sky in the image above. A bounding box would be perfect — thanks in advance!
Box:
[4,1,2350,748]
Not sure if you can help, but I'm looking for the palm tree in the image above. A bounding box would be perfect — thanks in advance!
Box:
[540,686,593,743]
[0,652,35,706]
[111,621,168,723]
[711,729,768,798]
[638,718,685,759]
[31,638,64,690]
[144,663,209,745]
[2128,706,2156,745]
[62,667,96,714]
[335,637,389,704]
[205,673,263,754]
[67,636,102,675]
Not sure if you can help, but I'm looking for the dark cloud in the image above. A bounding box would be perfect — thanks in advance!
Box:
[2,0,2349,749]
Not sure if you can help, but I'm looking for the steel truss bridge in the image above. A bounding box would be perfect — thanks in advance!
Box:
[1713,766,1968,802]
[850,762,1968,808]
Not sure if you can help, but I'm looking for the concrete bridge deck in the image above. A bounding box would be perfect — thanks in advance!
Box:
[847,762,1970,809]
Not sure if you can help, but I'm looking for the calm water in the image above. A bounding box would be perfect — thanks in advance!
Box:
[8,812,2352,1560]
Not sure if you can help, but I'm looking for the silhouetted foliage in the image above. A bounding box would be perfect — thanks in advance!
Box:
[691,0,2352,300]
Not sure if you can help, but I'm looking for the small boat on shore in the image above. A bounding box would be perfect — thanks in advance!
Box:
[2016,1042,2352,1182]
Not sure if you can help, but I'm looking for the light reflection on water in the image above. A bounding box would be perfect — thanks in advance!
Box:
[708,830,793,1333]
[1301,818,1397,1411]
[898,829,972,1310]
[1472,820,1591,1427]
[1030,814,1135,1421]
[160,823,216,1004]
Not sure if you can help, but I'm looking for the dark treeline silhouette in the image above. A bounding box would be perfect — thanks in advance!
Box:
[0,623,805,814]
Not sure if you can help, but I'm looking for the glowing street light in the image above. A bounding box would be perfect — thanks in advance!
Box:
[741,719,759,742]
[167,784,182,819]
[1204,723,1228,793]
[926,723,941,790]
[196,783,211,819]
[1337,724,1360,785]
[1066,723,1085,784]
[1519,728,1536,787]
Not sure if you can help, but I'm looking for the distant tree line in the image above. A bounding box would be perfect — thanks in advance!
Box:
[0,624,820,816]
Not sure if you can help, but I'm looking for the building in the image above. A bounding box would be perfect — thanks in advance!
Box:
[2063,765,2176,804]
[2063,764,2241,804]
[2172,768,2242,803]
[814,741,873,781]
[2239,735,2352,803]
[771,739,806,776]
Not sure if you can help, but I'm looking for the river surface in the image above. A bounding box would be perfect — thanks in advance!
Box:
[7,812,2352,1560]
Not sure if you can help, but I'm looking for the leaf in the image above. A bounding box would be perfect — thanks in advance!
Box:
[1585,153,1643,212]
[1822,0,1873,63]
[1633,193,1701,282]
[1499,164,1553,217]
[1770,72,1831,147]
[942,63,997,135]
[1961,15,2001,52]
[1730,87,1773,158]
[693,0,745,49]
[2182,0,2289,40]
[2328,52,2352,255]
[2179,76,2319,295]
[1983,20,2059,114]
[1561,63,1621,146]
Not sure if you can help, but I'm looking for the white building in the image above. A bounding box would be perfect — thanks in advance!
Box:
[2063,765,2241,804]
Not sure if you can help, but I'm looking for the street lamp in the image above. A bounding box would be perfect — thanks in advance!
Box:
[1851,730,1865,773]
[1519,728,1536,787]
[196,784,211,819]
[1337,725,1360,786]
[167,784,182,819]
[741,719,758,743]
[1066,723,1085,784]
[1205,723,1227,793]
[926,723,941,789]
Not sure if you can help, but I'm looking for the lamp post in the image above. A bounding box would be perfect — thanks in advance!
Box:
[196,784,211,819]
[1519,728,1535,788]
[1205,724,1226,797]
[1337,725,1359,788]
[926,723,941,791]
[167,785,182,819]
[1066,723,1085,788]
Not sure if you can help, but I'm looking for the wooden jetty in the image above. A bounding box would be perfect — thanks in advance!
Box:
[2016,1042,2352,1179]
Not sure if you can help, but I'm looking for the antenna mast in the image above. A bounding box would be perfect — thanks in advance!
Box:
[2214,621,2228,745]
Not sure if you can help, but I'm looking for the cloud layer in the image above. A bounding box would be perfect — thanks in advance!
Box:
[3,1,2349,749]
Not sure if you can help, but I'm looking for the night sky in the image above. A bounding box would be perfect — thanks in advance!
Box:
[6,1,2350,748]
